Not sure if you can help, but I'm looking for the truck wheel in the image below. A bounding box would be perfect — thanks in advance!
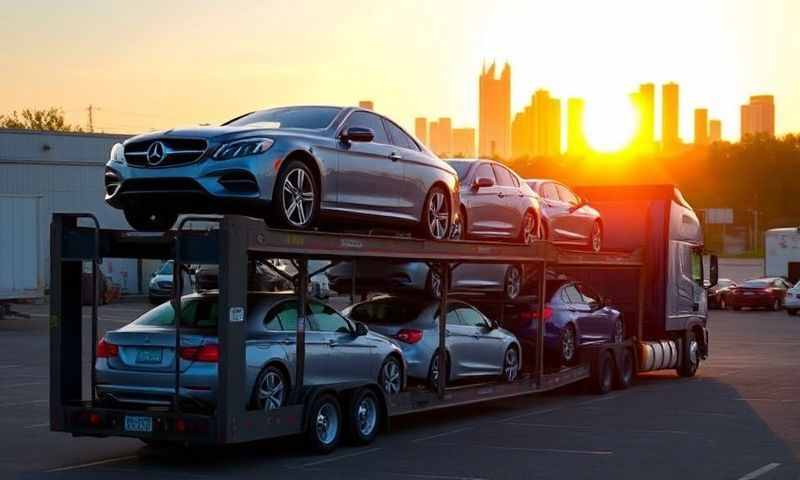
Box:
[591,351,614,395]
[677,331,700,377]
[346,388,381,445]
[306,394,342,454]
[615,348,635,389]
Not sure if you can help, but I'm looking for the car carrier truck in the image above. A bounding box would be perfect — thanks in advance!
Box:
[48,184,717,453]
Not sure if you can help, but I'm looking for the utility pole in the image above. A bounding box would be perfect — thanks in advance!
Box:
[87,105,94,133]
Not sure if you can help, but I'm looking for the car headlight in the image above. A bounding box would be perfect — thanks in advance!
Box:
[109,142,126,166]
[214,138,274,160]
[149,278,157,287]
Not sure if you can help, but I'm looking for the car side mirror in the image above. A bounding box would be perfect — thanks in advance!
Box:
[708,254,719,289]
[355,321,368,336]
[473,177,494,190]
[341,127,374,143]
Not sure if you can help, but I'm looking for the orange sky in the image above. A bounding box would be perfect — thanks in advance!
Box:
[2,0,799,144]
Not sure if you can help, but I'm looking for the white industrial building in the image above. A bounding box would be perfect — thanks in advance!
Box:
[0,128,146,294]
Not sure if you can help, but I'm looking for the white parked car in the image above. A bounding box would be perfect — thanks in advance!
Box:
[785,281,800,316]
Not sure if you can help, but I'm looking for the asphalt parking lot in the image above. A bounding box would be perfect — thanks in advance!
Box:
[1,296,799,479]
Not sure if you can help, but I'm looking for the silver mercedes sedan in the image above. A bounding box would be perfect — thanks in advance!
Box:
[343,296,521,388]
[95,292,406,412]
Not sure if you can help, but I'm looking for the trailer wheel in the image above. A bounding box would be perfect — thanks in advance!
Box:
[591,351,614,395]
[502,346,520,383]
[307,393,342,454]
[677,330,700,377]
[346,388,381,445]
[615,348,635,390]
[427,351,449,390]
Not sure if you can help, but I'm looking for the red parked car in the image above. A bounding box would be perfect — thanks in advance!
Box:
[727,277,793,311]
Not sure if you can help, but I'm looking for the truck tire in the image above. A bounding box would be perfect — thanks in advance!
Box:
[615,348,635,389]
[345,388,381,446]
[306,393,342,454]
[591,351,614,395]
[677,330,700,377]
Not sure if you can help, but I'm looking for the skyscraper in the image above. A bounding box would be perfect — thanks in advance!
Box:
[415,117,428,146]
[478,62,511,159]
[662,83,680,152]
[694,108,708,146]
[548,98,561,156]
[511,112,529,159]
[639,83,655,146]
[437,117,452,156]
[709,119,722,143]
[452,128,476,157]
[567,98,587,155]
[740,95,775,139]
[510,90,561,158]
[429,121,440,155]
[358,100,374,110]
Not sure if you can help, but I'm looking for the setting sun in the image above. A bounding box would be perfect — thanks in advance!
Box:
[583,96,637,153]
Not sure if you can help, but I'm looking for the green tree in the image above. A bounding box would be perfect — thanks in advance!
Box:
[0,108,83,132]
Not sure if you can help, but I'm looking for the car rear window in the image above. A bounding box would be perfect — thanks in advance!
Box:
[132,298,219,329]
[447,161,474,181]
[348,299,426,325]
[742,280,770,288]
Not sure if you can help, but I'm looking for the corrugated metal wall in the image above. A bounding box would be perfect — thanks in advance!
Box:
[0,129,143,293]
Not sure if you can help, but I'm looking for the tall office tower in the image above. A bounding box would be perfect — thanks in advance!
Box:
[415,117,428,146]
[709,119,722,143]
[358,100,374,110]
[567,98,587,155]
[437,117,452,156]
[740,95,775,139]
[511,111,531,158]
[452,128,476,157]
[429,121,440,155]
[694,108,709,146]
[478,62,511,158]
[638,83,655,145]
[528,89,560,157]
[662,83,680,152]
[548,98,562,156]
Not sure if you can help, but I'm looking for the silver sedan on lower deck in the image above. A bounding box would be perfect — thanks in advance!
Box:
[95,292,405,412]
[344,296,521,388]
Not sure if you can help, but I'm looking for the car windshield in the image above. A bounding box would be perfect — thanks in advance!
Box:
[717,279,733,288]
[447,161,474,181]
[347,298,426,325]
[156,262,173,275]
[742,280,770,288]
[223,106,341,129]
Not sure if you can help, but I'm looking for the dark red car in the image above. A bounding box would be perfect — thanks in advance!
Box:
[727,277,793,311]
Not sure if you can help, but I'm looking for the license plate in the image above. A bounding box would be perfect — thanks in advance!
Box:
[124,415,153,433]
[136,348,163,364]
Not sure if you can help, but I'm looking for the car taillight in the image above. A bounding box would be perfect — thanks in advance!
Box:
[394,329,423,344]
[96,338,118,358]
[179,344,219,362]
[521,306,553,323]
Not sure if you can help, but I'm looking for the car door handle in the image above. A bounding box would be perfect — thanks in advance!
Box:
[282,339,295,345]
[497,192,505,198]
[328,339,339,347]
[389,152,402,161]
[446,330,453,337]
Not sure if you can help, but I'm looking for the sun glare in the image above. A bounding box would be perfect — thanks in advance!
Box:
[584,97,636,153]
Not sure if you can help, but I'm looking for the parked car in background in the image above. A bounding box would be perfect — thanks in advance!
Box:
[344,296,521,388]
[707,278,737,310]
[194,260,292,293]
[498,279,624,366]
[148,260,193,304]
[105,106,459,240]
[785,281,800,316]
[525,179,603,252]
[727,277,793,311]
[96,292,405,413]
[327,260,527,301]
[447,159,540,243]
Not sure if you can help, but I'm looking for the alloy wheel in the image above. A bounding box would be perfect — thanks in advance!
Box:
[427,191,450,240]
[505,266,522,300]
[258,370,285,411]
[315,403,339,446]
[523,213,537,244]
[504,348,520,382]
[381,359,402,395]
[428,270,443,299]
[282,168,315,227]
[562,326,576,364]
[450,211,464,240]
[591,222,602,253]
[355,396,378,438]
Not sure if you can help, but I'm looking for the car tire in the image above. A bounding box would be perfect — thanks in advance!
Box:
[719,297,727,310]
[591,351,614,395]
[427,350,449,391]
[251,364,288,412]
[772,298,782,311]
[450,206,467,240]
[560,324,578,366]
[274,160,319,230]
[788,308,798,316]
[677,330,700,377]
[519,211,538,245]
[124,209,178,232]
[615,348,635,390]
[306,394,342,454]
[590,221,602,253]
[346,388,381,446]
[504,265,522,301]
[421,185,451,241]
[612,318,625,344]
[502,346,520,383]
[378,356,402,395]
[541,220,549,241]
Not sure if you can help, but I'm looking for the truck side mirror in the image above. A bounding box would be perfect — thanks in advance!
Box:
[708,254,719,289]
